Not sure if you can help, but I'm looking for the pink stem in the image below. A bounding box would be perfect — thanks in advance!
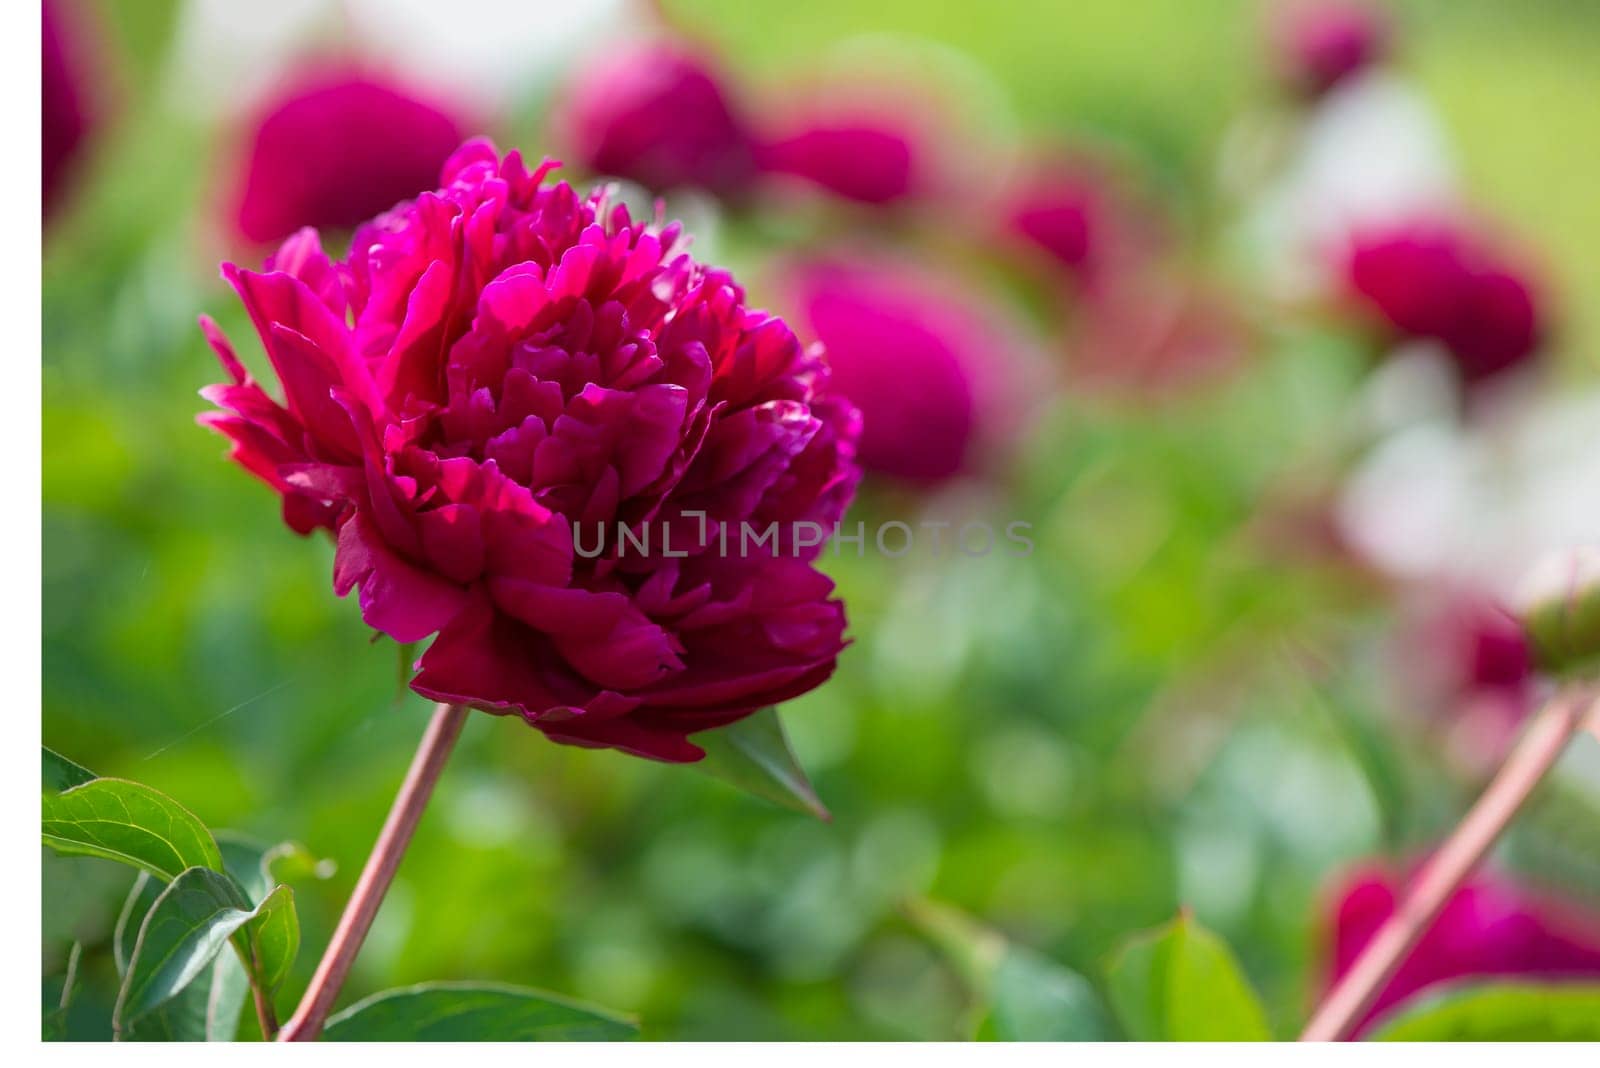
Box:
[1300,686,1597,1042]
[277,701,469,1042]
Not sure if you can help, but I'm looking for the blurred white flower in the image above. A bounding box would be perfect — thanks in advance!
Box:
[1338,387,1600,598]
[169,0,624,117]
[1244,72,1458,299]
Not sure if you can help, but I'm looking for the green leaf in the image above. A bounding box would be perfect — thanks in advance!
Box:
[1106,913,1272,1041]
[211,834,306,996]
[114,873,162,976]
[114,866,258,1033]
[321,982,639,1041]
[121,970,217,1042]
[43,778,222,881]
[203,953,254,1042]
[244,884,298,995]
[982,947,1113,1040]
[43,747,96,792]
[215,831,331,904]
[907,898,1109,1041]
[1372,982,1600,1041]
[693,707,829,819]
[114,872,241,1042]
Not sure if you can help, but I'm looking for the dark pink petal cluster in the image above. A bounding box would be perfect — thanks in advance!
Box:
[42,0,95,219]
[554,37,946,207]
[231,70,465,244]
[552,41,758,200]
[756,120,916,206]
[1272,0,1389,98]
[1000,155,1163,291]
[201,140,860,761]
[778,256,991,485]
[1326,868,1600,1035]
[1344,220,1544,384]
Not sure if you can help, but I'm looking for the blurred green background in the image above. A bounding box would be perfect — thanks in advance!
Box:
[42,0,1600,1040]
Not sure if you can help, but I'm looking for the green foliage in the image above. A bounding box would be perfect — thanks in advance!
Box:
[43,747,96,792]
[43,778,223,881]
[911,899,1111,1040]
[321,983,639,1042]
[1106,913,1272,1041]
[980,948,1112,1041]
[1372,983,1600,1041]
[693,708,830,819]
[41,747,633,1042]
[114,867,261,1034]
[245,885,299,995]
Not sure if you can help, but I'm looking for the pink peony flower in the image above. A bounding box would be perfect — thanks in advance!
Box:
[1326,868,1600,1036]
[778,255,1017,485]
[553,40,758,199]
[756,121,915,206]
[230,70,466,244]
[42,0,95,219]
[1343,220,1544,385]
[1272,0,1390,98]
[200,140,860,761]
[999,154,1164,291]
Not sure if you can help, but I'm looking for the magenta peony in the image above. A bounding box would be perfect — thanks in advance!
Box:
[1343,220,1544,385]
[999,155,1163,292]
[200,140,860,761]
[1326,868,1600,1035]
[756,121,915,206]
[553,40,758,199]
[1272,0,1389,98]
[778,255,1013,485]
[230,70,466,244]
[42,0,94,219]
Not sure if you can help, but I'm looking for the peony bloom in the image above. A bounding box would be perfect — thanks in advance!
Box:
[999,154,1163,292]
[1343,220,1544,385]
[200,140,860,761]
[553,40,758,199]
[778,255,1018,485]
[42,0,94,220]
[1272,0,1390,99]
[230,70,465,244]
[1326,868,1600,1035]
[756,121,915,206]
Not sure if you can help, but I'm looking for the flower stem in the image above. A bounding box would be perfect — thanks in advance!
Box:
[1300,685,1597,1042]
[277,701,470,1042]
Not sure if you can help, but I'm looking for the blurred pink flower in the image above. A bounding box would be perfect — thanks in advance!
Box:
[1343,220,1545,385]
[201,141,859,761]
[999,154,1164,291]
[1396,593,1535,770]
[756,120,915,205]
[1327,867,1600,1036]
[42,0,95,219]
[553,40,757,198]
[230,69,465,244]
[778,254,1023,485]
[1272,0,1390,98]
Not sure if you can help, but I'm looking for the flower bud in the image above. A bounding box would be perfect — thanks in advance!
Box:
[1515,547,1600,678]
